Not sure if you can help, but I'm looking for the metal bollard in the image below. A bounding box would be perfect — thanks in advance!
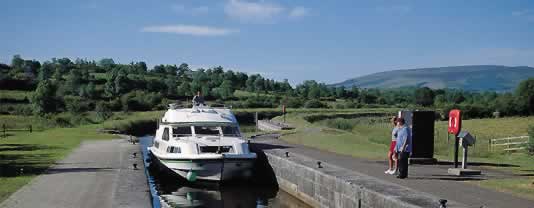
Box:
[285,152,289,157]
[439,199,447,208]
[133,163,138,170]
[132,152,137,158]
[317,161,322,168]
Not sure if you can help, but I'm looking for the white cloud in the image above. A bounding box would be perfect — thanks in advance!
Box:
[141,25,238,36]
[289,7,310,19]
[224,0,285,23]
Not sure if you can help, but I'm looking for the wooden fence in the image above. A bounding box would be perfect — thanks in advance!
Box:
[489,136,530,152]
[1,124,33,138]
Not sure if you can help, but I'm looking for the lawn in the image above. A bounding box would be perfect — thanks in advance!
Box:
[0,115,119,202]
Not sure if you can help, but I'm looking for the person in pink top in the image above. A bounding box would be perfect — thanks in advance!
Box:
[385,116,399,175]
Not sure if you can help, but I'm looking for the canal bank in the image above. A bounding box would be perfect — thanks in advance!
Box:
[0,137,151,208]
[251,136,534,208]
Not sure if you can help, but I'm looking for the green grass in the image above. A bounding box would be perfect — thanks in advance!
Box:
[233,90,276,98]
[0,90,31,101]
[433,117,534,158]
[475,177,534,200]
[0,115,116,202]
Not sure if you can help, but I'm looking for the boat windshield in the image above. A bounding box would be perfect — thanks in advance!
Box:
[222,126,240,136]
[172,126,192,137]
[194,126,220,136]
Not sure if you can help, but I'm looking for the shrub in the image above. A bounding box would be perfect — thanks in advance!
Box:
[324,118,354,131]
[304,99,326,108]
[528,126,534,156]
[95,102,112,121]
[120,91,163,111]
[344,101,361,109]
[281,97,304,108]
[64,96,91,113]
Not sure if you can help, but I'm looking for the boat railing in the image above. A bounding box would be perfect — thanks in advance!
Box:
[168,102,231,110]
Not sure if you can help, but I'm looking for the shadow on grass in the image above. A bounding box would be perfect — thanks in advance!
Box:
[0,144,63,177]
[0,144,57,152]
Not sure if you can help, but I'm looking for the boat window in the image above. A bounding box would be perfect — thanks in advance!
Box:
[172,126,192,137]
[163,128,169,141]
[166,146,181,153]
[222,126,240,136]
[194,126,220,136]
[154,141,160,148]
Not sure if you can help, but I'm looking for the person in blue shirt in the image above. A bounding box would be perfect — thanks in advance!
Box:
[395,117,412,179]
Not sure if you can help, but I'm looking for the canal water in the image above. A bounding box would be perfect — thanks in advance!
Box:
[139,136,311,208]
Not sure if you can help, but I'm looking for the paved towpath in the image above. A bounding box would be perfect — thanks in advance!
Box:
[0,139,150,208]
[253,136,534,208]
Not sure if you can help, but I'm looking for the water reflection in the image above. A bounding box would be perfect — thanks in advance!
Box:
[140,136,310,208]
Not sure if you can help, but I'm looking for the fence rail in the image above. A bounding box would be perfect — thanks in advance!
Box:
[489,136,529,152]
[1,124,33,138]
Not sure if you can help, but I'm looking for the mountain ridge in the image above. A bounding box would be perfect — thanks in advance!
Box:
[331,65,534,92]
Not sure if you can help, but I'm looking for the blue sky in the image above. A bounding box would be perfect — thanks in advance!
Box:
[2,0,534,84]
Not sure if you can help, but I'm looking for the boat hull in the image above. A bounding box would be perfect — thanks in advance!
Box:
[150,149,255,182]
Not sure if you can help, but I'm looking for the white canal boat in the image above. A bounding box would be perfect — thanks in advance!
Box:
[148,99,256,182]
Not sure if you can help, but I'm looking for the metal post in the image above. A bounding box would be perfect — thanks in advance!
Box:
[454,136,459,168]
[29,125,32,133]
[462,146,468,169]
[255,112,258,131]
[2,124,5,138]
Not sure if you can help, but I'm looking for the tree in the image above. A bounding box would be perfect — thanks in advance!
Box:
[80,82,97,98]
[165,77,177,96]
[11,55,24,70]
[335,86,346,98]
[415,87,435,106]
[30,80,58,115]
[350,86,360,99]
[95,102,112,121]
[516,78,534,114]
[38,62,54,81]
[98,58,115,71]
[215,80,234,99]
[65,68,83,94]
[177,82,191,96]
[254,77,265,93]
[246,75,257,92]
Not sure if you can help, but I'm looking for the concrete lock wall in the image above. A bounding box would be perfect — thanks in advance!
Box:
[263,149,466,208]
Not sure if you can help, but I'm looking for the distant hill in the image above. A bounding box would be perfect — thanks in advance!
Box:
[331,65,534,92]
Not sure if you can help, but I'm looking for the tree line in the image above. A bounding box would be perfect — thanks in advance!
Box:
[0,55,533,120]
